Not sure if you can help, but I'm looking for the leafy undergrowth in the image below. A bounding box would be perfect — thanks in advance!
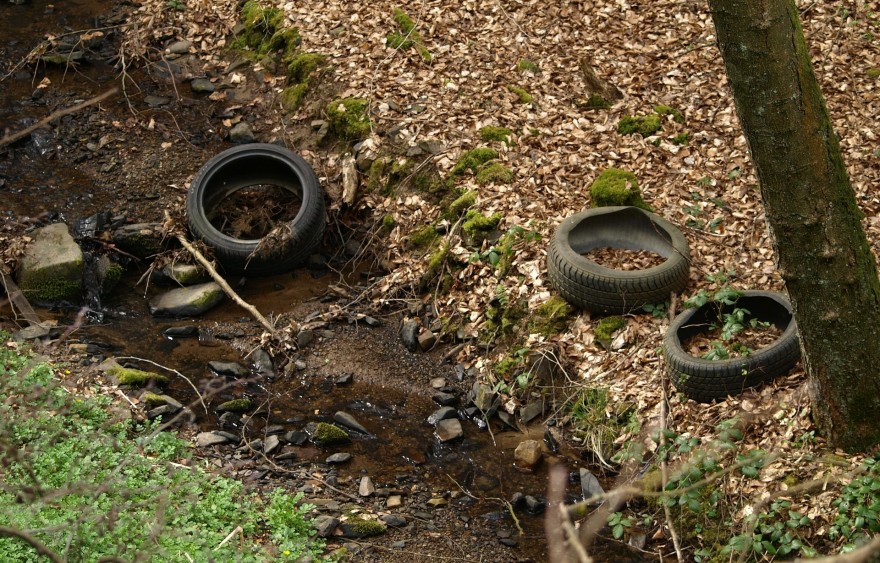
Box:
[0,335,326,562]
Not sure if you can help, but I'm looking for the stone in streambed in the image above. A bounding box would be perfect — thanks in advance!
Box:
[208,361,248,377]
[333,411,371,435]
[149,282,225,317]
[16,223,84,304]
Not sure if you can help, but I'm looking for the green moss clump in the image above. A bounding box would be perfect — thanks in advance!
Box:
[343,516,386,537]
[589,168,651,210]
[446,190,476,218]
[653,104,685,124]
[493,355,523,378]
[280,83,308,111]
[111,366,169,387]
[386,31,413,49]
[233,1,298,60]
[594,316,627,349]
[527,296,573,337]
[617,114,662,136]
[216,398,253,413]
[411,166,444,195]
[506,85,533,103]
[367,158,389,193]
[142,392,167,408]
[101,262,125,295]
[479,126,512,143]
[387,8,432,61]
[484,298,527,337]
[476,162,513,185]
[868,68,880,78]
[426,244,449,277]
[581,93,611,110]
[312,422,350,446]
[462,210,502,242]
[671,132,690,145]
[287,52,326,83]
[381,214,396,231]
[409,224,439,248]
[22,277,83,304]
[326,98,371,141]
[517,59,539,73]
[450,147,499,177]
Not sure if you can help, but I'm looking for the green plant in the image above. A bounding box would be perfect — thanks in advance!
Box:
[387,8,432,61]
[479,125,512,143]
[165,0,186,11]
[325,97,371,140]
[684,287,772,360]
[724,499,817,559]
[607,511,635,540]
[828,455,880,548]
[642,301,668,318]
[506,85,533,103]
[617,114,662,136]
[449,147,498,179]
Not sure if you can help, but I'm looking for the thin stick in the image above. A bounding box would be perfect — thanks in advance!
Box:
[174,232,277,336]
[0,88,118,147]
[214,526,242,551]
[660,294,685,563]
[117,356,208,414]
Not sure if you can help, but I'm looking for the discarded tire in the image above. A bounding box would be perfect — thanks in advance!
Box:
[546,206,690,313]
[186,143,325,275]
[663,290,800,402]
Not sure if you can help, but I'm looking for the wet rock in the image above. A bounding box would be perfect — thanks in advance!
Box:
[265,425,285,435]
[500,538,518,547]
[498,411,519,431]
[308,422,350,446]
[381,514,407,527]
[215,431,240,443]
[509,492,525,509]
[363,316,381,327]
[167,40,192,54]
[471,382,497,414]
[400,319,420,352]
[112,223,165,258]
[12,324,51,340]
[284,430,308,445]
[341,518,386,538]
[144,95,169,108]
[580,468,605,503]
[250,348,276,378]
[147,405,177,420]
[427,406,457,426]
[196,431,228,447]
[16,223,84,304]
[229,121,255,143]
[164,325,198,337]
[432,391,457,407]
[155,263,206,285]
[417,329,437,351]
[514,440,543,471]
[333,411,371,435]
[190,78,216,93]
[208,361,248,377]
[524,495,546,515]
[216,398,252,413]
[297,328,314,348]
[219,411,241,429]
[336,373,353,385]
[155,394,183,410]
[325,452,352,464]
[149,282,225,317]
[435,419,463,442]
[73,211,111,238]
[314,515,339,538]
[263,434,281,455]
[472,473,500,491]
[520,400,544,424]
[359,476,375,497]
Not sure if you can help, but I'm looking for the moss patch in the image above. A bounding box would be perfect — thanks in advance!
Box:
[517,59,539,73]
[343,516,386,537]
[232,1,299,63]
[142,392,167,408]
[387,8,432,62]
[868,67,880,78]
[312,422,350,446]
[653,104,685,124]
[446,190,476,219]
[507,85,533,103]
[617,114,662,136]
[449,147,498,178]
[589,168,651,210]
[326,98,371,141]
[110,366,169,387]
[287,52,325,83]
[671,131,690,145]
[409,224,439,248]
[594,316,627,349]
[476,162,513,185]
[22,276,83,304]
[280,83,309,111]
[462,210,502,242]
[579,93,611,110]
[479,126,512,143]
[527,296,573,337]
[381,214,396,232]
[216,398,253,413]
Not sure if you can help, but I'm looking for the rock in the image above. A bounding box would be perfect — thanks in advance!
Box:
[427,406,457,426]
[112,223,165,258]
[524,495,546,515]
[163,325,198,337]
[12,324,51,340]
[432,391,457,407]
[149,282,225,317]
[498,411,519,431]
[297,329,314,348]
[336,373,353,385]
[359,476,375,497]
[229,121,255,143]
[208,361,248,377]
[417,329,437,351]
[16,223,84,304]
[500,538,519,547]
[263,434,281,455]
[363,316,381,327]
[333,411,371,435]
[580,468,605,503]
[147,405,176,420]
[144,95,169,108]
[158,263,205,285]
[156,394,183,410]
[308,422,350,445]
[435,419,463,442]
[190,78,216,93]
[427,497,447,507]
[340,518,386,538]
[219,411,241,429]
[510,492,525,508]
[386,495,403,508]
[471,383,497,413]
[400,319,420,352]
[381,514,407,527]
[325,452,352,464]
[216,398,252,413]
[196,431,228,447]
[514,440,543,471]
[250,348,276,379]
[314,515,339,538]
[520,400,544,424]
[284,430,308,445]
[167,40,192,54]
[430,377,447,389]
[418,139,445,154]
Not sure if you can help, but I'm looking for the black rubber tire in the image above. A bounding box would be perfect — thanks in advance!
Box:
[663,290,801,402]
[546,206,691,313]
[186,143,325,276]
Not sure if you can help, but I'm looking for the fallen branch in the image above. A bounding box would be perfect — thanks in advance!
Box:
[0,87,119,147]
[173,230,277,337]
[661,294,685,563]
[0,526,63,563]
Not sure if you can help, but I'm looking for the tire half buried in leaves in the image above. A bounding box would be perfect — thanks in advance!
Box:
[547,206,691,313]
[186,143,325,276]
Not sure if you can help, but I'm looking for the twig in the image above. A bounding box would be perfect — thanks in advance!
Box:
[173,229,277,337]
[0,526,63,563]
[0,88,118,147]
[0,271,41,326]
[116,356,208,414]
[214,526,242,551]
[660,294,685,563]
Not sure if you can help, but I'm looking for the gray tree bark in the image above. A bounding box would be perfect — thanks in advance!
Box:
[708,0,880,451]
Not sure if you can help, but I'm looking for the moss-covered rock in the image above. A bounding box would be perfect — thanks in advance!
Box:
[446,190,476,219]
[617,114,662,136]
[449,147,498,178]
[341,516,386,538]
[233,1,299,61]
[381,214,396,231]
[16,223,84,304]
[216,398,253,413]
[589,168,651,211]
[311,422,350,445]
[476,162,513,185]
[280,83,309,111]
[507,85,533,103]
[653,104,685,124]
[479,126,512,143]
[462,210,502,243]
[142,392,168,408]
[326,98,371,141]
[110,366,169,387]
[283,52,326,109]
[409,224,439,248]
[527,296,573,337]
[517,59,539,73]
[425,244,449,278]
[594,316,627,349]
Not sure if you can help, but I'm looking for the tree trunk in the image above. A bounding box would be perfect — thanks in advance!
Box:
[708,0,880,451]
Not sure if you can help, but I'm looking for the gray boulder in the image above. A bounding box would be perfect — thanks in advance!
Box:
[149,282,225,317]
[16,223,83,303]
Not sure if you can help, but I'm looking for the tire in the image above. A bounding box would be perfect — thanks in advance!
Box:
[546,206,691,313]
[663,290,801,402]
[186,143,325,276]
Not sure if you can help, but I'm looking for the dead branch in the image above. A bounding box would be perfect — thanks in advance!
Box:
[0,526,63,563]
[0,87,119,147]
[660,293,685,563]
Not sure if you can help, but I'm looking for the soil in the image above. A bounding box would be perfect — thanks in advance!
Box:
[210,185,303,239]
[582,247,667,271]
[684,324,784,359]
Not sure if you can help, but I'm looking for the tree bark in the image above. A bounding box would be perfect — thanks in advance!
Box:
[708,0,880,451]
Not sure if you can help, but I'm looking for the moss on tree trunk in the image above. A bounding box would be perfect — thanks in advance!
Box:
[709,0,880,451]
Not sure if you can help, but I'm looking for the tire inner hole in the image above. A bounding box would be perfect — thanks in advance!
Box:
[582,247,666,270]
[208,184,302,239]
